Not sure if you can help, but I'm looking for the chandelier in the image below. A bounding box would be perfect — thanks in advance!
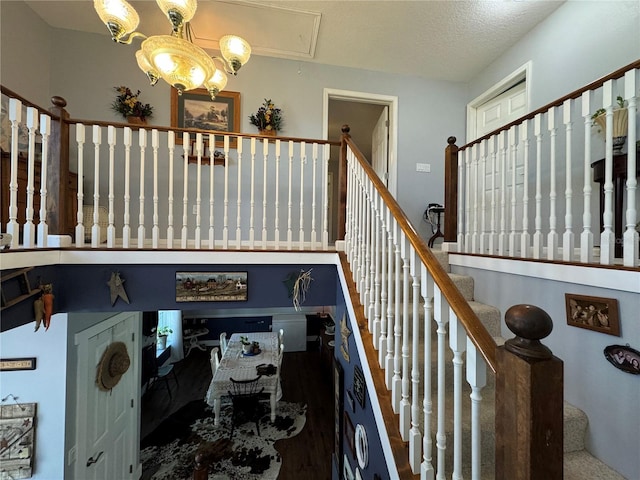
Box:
[94,0,251,99]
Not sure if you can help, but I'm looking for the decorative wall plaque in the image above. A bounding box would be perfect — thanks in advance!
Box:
[0,402,37,479]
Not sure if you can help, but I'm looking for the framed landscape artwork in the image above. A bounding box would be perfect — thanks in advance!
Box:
[565,293,620,336]
[171,88,240,148]
[176,272,247,302]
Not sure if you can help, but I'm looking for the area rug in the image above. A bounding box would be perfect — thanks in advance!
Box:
[140,399,307,480]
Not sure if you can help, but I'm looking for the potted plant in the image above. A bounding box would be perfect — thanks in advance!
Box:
[591,95,628,154]
[248,99,283,136]
[112,86,154,124]
[156,325,172,350]
[240,335,252,354]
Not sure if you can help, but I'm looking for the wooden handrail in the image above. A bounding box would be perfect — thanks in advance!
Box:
[460,58,640,151]
[0,86,62,122]
[342,132,498,372]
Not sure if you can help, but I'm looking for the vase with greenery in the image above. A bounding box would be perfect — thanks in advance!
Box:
[248,99,283,135]
[591,96,628,153]
[156,325,172,349]
[112,86,154,124]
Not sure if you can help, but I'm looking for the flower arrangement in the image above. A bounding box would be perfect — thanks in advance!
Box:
[591,96,625,127]
[112,86,153,121]
[248,98,283,133]
[157,326,173,337]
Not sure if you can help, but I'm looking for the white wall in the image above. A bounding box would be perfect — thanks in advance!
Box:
[0,314,68,480]
[451,260,639,480]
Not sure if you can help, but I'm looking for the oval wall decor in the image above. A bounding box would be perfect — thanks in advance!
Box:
[603,345,640,375]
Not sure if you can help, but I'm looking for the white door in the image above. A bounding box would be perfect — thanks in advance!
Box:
[476,81,527,138]
[75,313,139,480]
[371,106,389,186]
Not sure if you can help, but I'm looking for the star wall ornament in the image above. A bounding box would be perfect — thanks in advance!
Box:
[340,313,351,363]
[108,272,130,306]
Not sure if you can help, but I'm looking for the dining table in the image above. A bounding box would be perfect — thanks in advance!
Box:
[205,331,281,426]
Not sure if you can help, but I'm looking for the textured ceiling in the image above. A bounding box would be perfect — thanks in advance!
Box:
[24,0,565,82]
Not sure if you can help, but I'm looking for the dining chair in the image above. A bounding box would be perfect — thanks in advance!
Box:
[219,332,228,354]
[210,346,220,374]
[228,376,265,438]
[142,343,179,399]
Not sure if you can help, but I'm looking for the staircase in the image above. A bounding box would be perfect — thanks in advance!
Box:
[430,248,626,479]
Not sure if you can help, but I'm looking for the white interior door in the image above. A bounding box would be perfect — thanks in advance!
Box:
[476,81,527,138]
[371,106,389,186]
[75,313,139,480]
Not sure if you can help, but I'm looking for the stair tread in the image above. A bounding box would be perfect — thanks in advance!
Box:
[564,450,627,479]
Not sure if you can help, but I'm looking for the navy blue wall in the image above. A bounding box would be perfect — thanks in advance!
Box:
[333,282,389,479]
[1,264,336,331]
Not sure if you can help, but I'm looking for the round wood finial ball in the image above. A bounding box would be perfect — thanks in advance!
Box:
[505,304,553,341]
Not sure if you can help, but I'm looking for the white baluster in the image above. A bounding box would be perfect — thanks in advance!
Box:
[580,92,594,263]
[520,121,531,258]
[385,213,395,388]
[299,141,306,249]
[623,70,638,267]
[547,106,559,260]
[287,140,294,249]
[372,193,382,344]
[235,136,244,249]
[378,203,388,365]
[6,98,21,248]
[38,114,50,247]
[23,107,38,247]
[106,126,116,247]
[122,127,132,248]
[363,180,372,317]
[223,135,230,249]
[532,113,544,259]
[322,144,330,249]
[137,127,147,248]
[449,315,467,480]
[600,80,616,264]
[274,140,281,249]
[434,286,449,480]
[249,137,256,248]
[409,247,421,473]
[563,99,575,261]
[262,138,269,249]
[498,130,507,256]
[488,136,497,255]
[92,125,102,248]
[311,143,318,249]
[399,233,411,440]
[471,143,479,253]
[420,264,435,480]
[74,123,85,248]
[464,148,472,252]
[457,149,465,252]
[392,222,402,411]
[479,140,487,254]
[208,133,216,249]
[166,131,175,249]
[181,132,189,249]
[466,339,487,480]
[194,133,203,249]
[508,125,518,257]
[151,129,159,248]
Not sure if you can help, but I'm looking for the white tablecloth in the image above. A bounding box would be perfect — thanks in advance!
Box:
[205,332,280,425]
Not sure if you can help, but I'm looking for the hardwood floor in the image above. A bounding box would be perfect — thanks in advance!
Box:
[140,342,334,479]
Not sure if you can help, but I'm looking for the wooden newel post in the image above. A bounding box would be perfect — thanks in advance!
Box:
[47,96,70,236]
[496,304,563,480]
[337,124,350,240]
[444,136,458,242]
[192,452,207,480]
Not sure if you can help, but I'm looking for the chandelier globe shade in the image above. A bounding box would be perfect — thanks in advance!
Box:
[94,0,250,98]
[94,0,140,42]
[219,35,251,74]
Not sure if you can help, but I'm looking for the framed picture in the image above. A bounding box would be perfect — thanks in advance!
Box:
[565,293,620,336]
[171,88,240,148]
[176,272,247,302]
[603,345,640,374]
[344,411,356,459]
